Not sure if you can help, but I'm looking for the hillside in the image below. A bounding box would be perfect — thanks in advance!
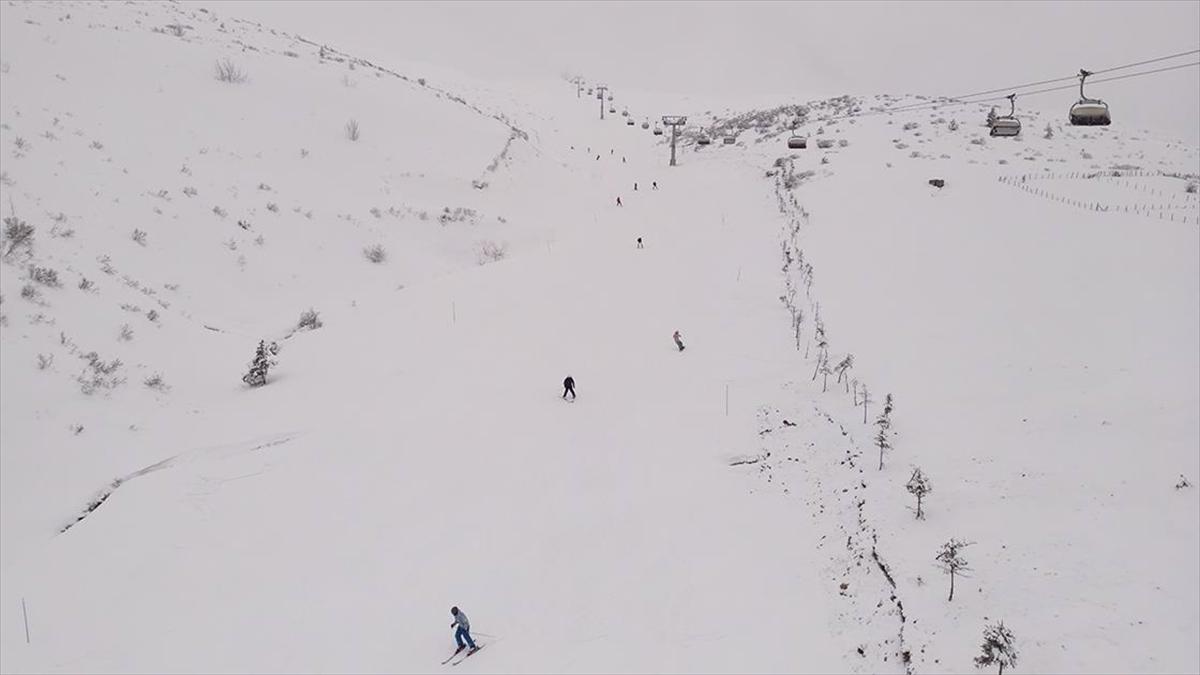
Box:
[1,2,1197,674]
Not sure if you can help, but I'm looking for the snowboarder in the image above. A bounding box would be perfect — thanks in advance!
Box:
[636,237,644,249]
[616,196,622,207]
[562,375,576,400]
[673,330,685,352]
[652,181,658,190]
[450,606,477,654]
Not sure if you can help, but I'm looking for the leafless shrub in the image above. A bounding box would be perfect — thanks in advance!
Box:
[0,171,13,186]
[214,58,247,83]
[143,373,170,391]
[363,243,387,263]
[118,323,134,341]
[266,202,278,212]
[3,217,34,258]
[476,240,508,265]
[29,266,61,287]
[37,353,53,370]
[146,309,159,322]
[969,137,986,146]
[20,283,40,301]
[98,254,116,275]
[77,352,125,395]
[131,228,147,246]
[12,136,31,152]
[345,118,360,141]
[213,205,227,218]
[254,234,265,246]
[89,140,103,150]
[69,423,84,435]
[182,186,198,197]
[297,308,323,331]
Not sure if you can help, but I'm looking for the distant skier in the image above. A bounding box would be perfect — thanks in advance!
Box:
[449,607,477,654]
[596,154,601,161]
[636,237,644,249]
[652,181,658,190]
[622,156,626,163]
[562,375,576,400]
[634,182,638,191]
[616,196,623,207]
[673,330,685,352]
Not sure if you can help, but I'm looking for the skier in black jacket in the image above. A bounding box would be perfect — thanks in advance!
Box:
[562,376,576,400]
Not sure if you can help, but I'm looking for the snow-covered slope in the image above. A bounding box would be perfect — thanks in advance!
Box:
[2,2,1197,674]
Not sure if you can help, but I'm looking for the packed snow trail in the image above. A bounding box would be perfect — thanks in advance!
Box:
[0,93,849,673]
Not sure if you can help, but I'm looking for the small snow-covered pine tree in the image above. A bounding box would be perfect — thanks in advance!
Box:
[986,108,997,127]
[883,393,894,418]
[906,466,932,519]
[1043,122,1054,140]
[948,118,959,131]
[242,339,279,388]
[935,538,972,601]
[835,354,854,389]
[875,412,891,470]
[974,621,1018,675]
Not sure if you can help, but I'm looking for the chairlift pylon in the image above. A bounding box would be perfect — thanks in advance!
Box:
[1069,69,1111,126]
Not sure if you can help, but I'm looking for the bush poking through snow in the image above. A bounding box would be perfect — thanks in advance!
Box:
[242,340,279,388]
[131,228,147,246]
[3,217,34,258]
[297,308,322,331]
[476,240,508,265]
[214,58,247,83]
[935,538,972,601]
[37,353,53,370]
[1176,475,1193,490]
[345,118,360,141]
[905,467,932,519]
[974,621,1018,675]
[77,352,125,395]
[874,412,891,470]
[1044,122,1054,140]
[118,323,134,341]
[29,266,61,287]
[143,373,170,392]
[20,283,39,302]
[363,244,387,264]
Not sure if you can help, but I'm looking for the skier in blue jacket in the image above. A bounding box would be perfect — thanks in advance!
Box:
[450,606,477,654]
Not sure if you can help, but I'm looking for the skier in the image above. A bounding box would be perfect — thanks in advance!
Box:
[616,196,622,207]
[634,182,638,191]
[562,375,576,400]
[636,237,644,249]
[652,181,658,190]
[673,330,685,352]
[449,606,477,654]
[622,156,626,163]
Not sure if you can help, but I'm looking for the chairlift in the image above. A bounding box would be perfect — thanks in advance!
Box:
[697,133,711,146]
[1069,69,1111,126]
[787,135,807,149]
[621,109,629,117]
[723,135,736,144]
[989,94,1021,137]
[609,107,616,113]
[626,118,635,126]
[653,126,664,136]
[607,94,614,101]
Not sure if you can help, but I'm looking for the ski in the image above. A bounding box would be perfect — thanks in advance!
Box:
[440,648,465,665]
[450,644,484,666]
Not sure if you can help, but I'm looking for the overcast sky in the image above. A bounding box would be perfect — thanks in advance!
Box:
[220,1,1200,144]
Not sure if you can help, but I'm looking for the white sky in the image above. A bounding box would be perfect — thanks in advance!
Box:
[217,1,1200,144]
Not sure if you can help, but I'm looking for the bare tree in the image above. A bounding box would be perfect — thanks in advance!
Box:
[345,118,360,141]
[974,621,1018,675]
[834,354,854,390]
[861,384,871,424]
[906,467,932,519]
[3,216,34,258]
[935,538,972,601]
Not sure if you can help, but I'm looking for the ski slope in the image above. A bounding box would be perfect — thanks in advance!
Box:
[2,2,1198,673]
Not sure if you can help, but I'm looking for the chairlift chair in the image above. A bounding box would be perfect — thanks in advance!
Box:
[621,109,629,117]
[723,135,736,144]
[642,121,650,129]
[1069,69,1111,126]
[626,118,635,125]
[989,94,1022,137]
[787,135,807,149]
[697,132,711,146]
[609,107,616,113]
[653,126,664,136]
